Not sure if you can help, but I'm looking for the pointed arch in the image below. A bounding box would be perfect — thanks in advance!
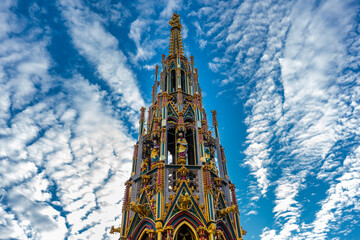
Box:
[181,70,186,92]
[167,103,179,120]
[217,194,237,239]
[164,182,207,225]
[183,104,195,123]
[216,221,232,240]
[180,61,186,71]
[174,221,199,240]
[166,210,204,230]
[131,218,155,240]
[171,69,176,92]
[138,228,149,240]
[164,74,168,92]
[167,125,176,164]
[180,61,187,93]
[185,127,195,165]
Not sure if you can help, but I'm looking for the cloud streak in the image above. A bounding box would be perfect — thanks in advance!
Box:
[191,0,360,238]
[1,0,145,239]
[1,0,359,239]
[58,0,145,123]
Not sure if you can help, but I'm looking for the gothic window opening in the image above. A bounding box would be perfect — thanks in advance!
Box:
[139,232,149,240]
[168,151,173,164]
[186,128,195,165]
[164,75,168,92]
[168,169,177,192]
[175,224,196,240]
[181,70,185,93]
[215,156,220,171]
[167,127,176,164]
[171,70,176,92]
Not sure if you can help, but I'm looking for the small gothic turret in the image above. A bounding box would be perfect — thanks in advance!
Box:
[111,13,245,240]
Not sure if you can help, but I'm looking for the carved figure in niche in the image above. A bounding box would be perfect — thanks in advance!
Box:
[205,148,211,162]
[151,139,160,162]
[141,160,148,175]
[205,147,217,170]
[177,193,192,211]
[177,132,187,164]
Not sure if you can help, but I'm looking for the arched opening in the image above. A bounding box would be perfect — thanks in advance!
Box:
[139,231,149,240]
[164,75,168,92]
[216,221,233,240]
[181,70,185,93]
[175,224,196,240]
[167,127,176,164]
[171,70,176,92]
[186,128,195,165]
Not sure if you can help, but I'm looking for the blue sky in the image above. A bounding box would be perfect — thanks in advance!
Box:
[0,0,359,239]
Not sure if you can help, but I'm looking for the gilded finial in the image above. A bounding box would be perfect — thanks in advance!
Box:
[169,13,182,29]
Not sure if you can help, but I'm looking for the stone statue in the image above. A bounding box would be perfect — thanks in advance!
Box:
[151,139,160,162]
[177,132,187,163]
[205,147,217,171]
[140,160,148,175]
[205,148,211,162]
[178,193,192,211]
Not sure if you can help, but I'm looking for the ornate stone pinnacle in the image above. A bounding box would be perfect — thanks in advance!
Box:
[169,13,181,29]
[177,165,189,180]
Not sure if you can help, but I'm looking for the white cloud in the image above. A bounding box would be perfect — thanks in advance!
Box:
[128,18,156,62]
[87,0,131,26]
[1,0,359,239]
[143,64,157,71]
[0,1,142,239]
[129,19,147,45]
[259,0,360,238]
[58,0,145,122]
[199,39,207,49]
[208,62,220,72]
[192,0,360,238]
[160,0,182,18]
[0,5,69,236]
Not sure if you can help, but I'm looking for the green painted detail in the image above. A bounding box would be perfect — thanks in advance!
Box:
[167,104,179,118]
[157,192,161,219]
[208,193,214,220]
[138,191,155,220]
[218,194,237,238]
[164,182,207,224]
[194,133,198,165]
[121,211,127,235]
[184,105,195,119]
[235,213,241,236]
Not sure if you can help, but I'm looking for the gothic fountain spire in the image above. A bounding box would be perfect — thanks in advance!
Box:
[168,13,184,56]
[110,13,246,240]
